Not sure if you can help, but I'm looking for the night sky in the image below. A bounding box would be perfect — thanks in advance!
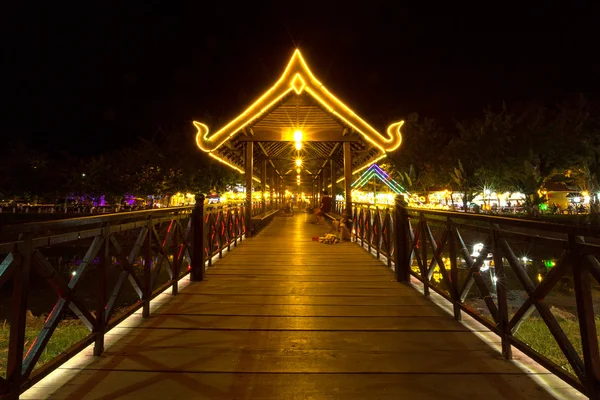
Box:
[3,3,600,157]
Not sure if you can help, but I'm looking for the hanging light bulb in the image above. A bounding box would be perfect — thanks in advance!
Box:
[293,130,303,142]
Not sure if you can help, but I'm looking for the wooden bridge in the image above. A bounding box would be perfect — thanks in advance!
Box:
[15,211,583,399]
[2,49,599,399]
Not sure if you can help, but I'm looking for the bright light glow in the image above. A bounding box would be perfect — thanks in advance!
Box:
[295,158,302,167]
[295,142,302,150]
[537,273,543,283]
[71,271,76,276]
[294,130,303,142]
[492,276,498,284]
[193,49,403,156]
[297,174,301,179]
[521,256,530,263]
[471,243,484,258]
[296,168,301,173]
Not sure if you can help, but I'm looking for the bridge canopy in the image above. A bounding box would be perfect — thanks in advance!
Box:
[193,50,404,189]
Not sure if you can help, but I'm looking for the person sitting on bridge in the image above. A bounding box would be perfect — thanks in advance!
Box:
[313,191,332,224]
[332,211,352,240]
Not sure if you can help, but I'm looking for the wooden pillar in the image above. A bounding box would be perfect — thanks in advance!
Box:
[343,142,352,214]
[270,166,275,211]
[261,158,267,214]
[245,142,253,236]
[191,194,205,281]
[330,159,337,213]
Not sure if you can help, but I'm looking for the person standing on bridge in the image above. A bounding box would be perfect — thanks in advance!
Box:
[314,190,332,224]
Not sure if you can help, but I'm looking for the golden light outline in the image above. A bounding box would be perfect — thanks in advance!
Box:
[193,49,403,154]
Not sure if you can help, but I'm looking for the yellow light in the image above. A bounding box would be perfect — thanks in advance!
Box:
[208,152,244,174]
[296,168,301,174]
[297,174,300,179]
[293,130,303,142]
[193,49,403,155]
[295,158,302,167]
[297,182,300,185]
[295,142,302,150]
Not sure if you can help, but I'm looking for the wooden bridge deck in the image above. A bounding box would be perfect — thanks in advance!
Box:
[23,212,578,399]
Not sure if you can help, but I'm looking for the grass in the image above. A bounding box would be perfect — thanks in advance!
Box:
[514,315,600,377]
[0,313,90,379]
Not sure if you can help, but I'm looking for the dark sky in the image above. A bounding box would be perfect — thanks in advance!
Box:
[3,2,600,156]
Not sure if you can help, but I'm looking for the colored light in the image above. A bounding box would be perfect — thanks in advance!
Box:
[296,168,301,173]
[295,158,302,167]
[350,163,410,197]
[294,130,303,142]
[295,142,302,150]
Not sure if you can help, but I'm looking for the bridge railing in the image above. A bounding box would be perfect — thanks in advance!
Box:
[351,198,600,398]
[0,198,246,398]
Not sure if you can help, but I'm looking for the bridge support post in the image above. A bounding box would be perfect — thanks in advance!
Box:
[245,142,254,237]
[343,142,352,214]
[261,158,267,214]
[191,194,205,281]
[394,195,410,283]
[270,166,275,211]
[330,159,336,212]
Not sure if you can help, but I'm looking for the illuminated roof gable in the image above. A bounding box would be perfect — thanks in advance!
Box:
[194,49,404,153]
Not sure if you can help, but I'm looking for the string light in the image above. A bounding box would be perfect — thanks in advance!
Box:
[295,158,302,167]
[193,49,403,155]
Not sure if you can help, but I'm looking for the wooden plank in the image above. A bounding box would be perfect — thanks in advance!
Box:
[170,294,430,305]
[22,372,567,400]
[155,303,449,317]
[207,270,392,276]
[64,347,532,374]
[196,280,402,289]
[169,287,416,297]
[116,314,471,331]
[103,328,499,350]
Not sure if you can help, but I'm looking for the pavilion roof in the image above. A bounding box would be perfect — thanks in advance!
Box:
[193,50,403,185]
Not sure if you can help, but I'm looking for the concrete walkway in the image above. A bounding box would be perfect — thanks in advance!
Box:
[22,212,582,399]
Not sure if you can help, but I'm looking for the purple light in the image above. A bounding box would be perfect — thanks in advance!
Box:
[371,164,389,179]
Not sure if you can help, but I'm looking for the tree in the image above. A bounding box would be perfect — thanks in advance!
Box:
[508,98,587,215]
[387,113,448,197]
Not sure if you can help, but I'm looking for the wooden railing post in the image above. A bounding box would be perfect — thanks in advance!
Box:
[447,217,461,321]
[191,194,205,281]
[394,195,410,283]
[6,234,32,399]
[571,235,600,398]
[492,227,512,360]
[142,217,152,318]
[93,225,109,356]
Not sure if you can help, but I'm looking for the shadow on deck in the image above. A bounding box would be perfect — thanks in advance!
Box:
[22,212,582,399]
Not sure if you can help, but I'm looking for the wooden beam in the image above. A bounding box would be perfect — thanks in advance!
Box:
[237,129,360,142]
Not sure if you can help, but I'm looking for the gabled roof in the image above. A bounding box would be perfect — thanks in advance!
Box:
[193,50,404,155]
